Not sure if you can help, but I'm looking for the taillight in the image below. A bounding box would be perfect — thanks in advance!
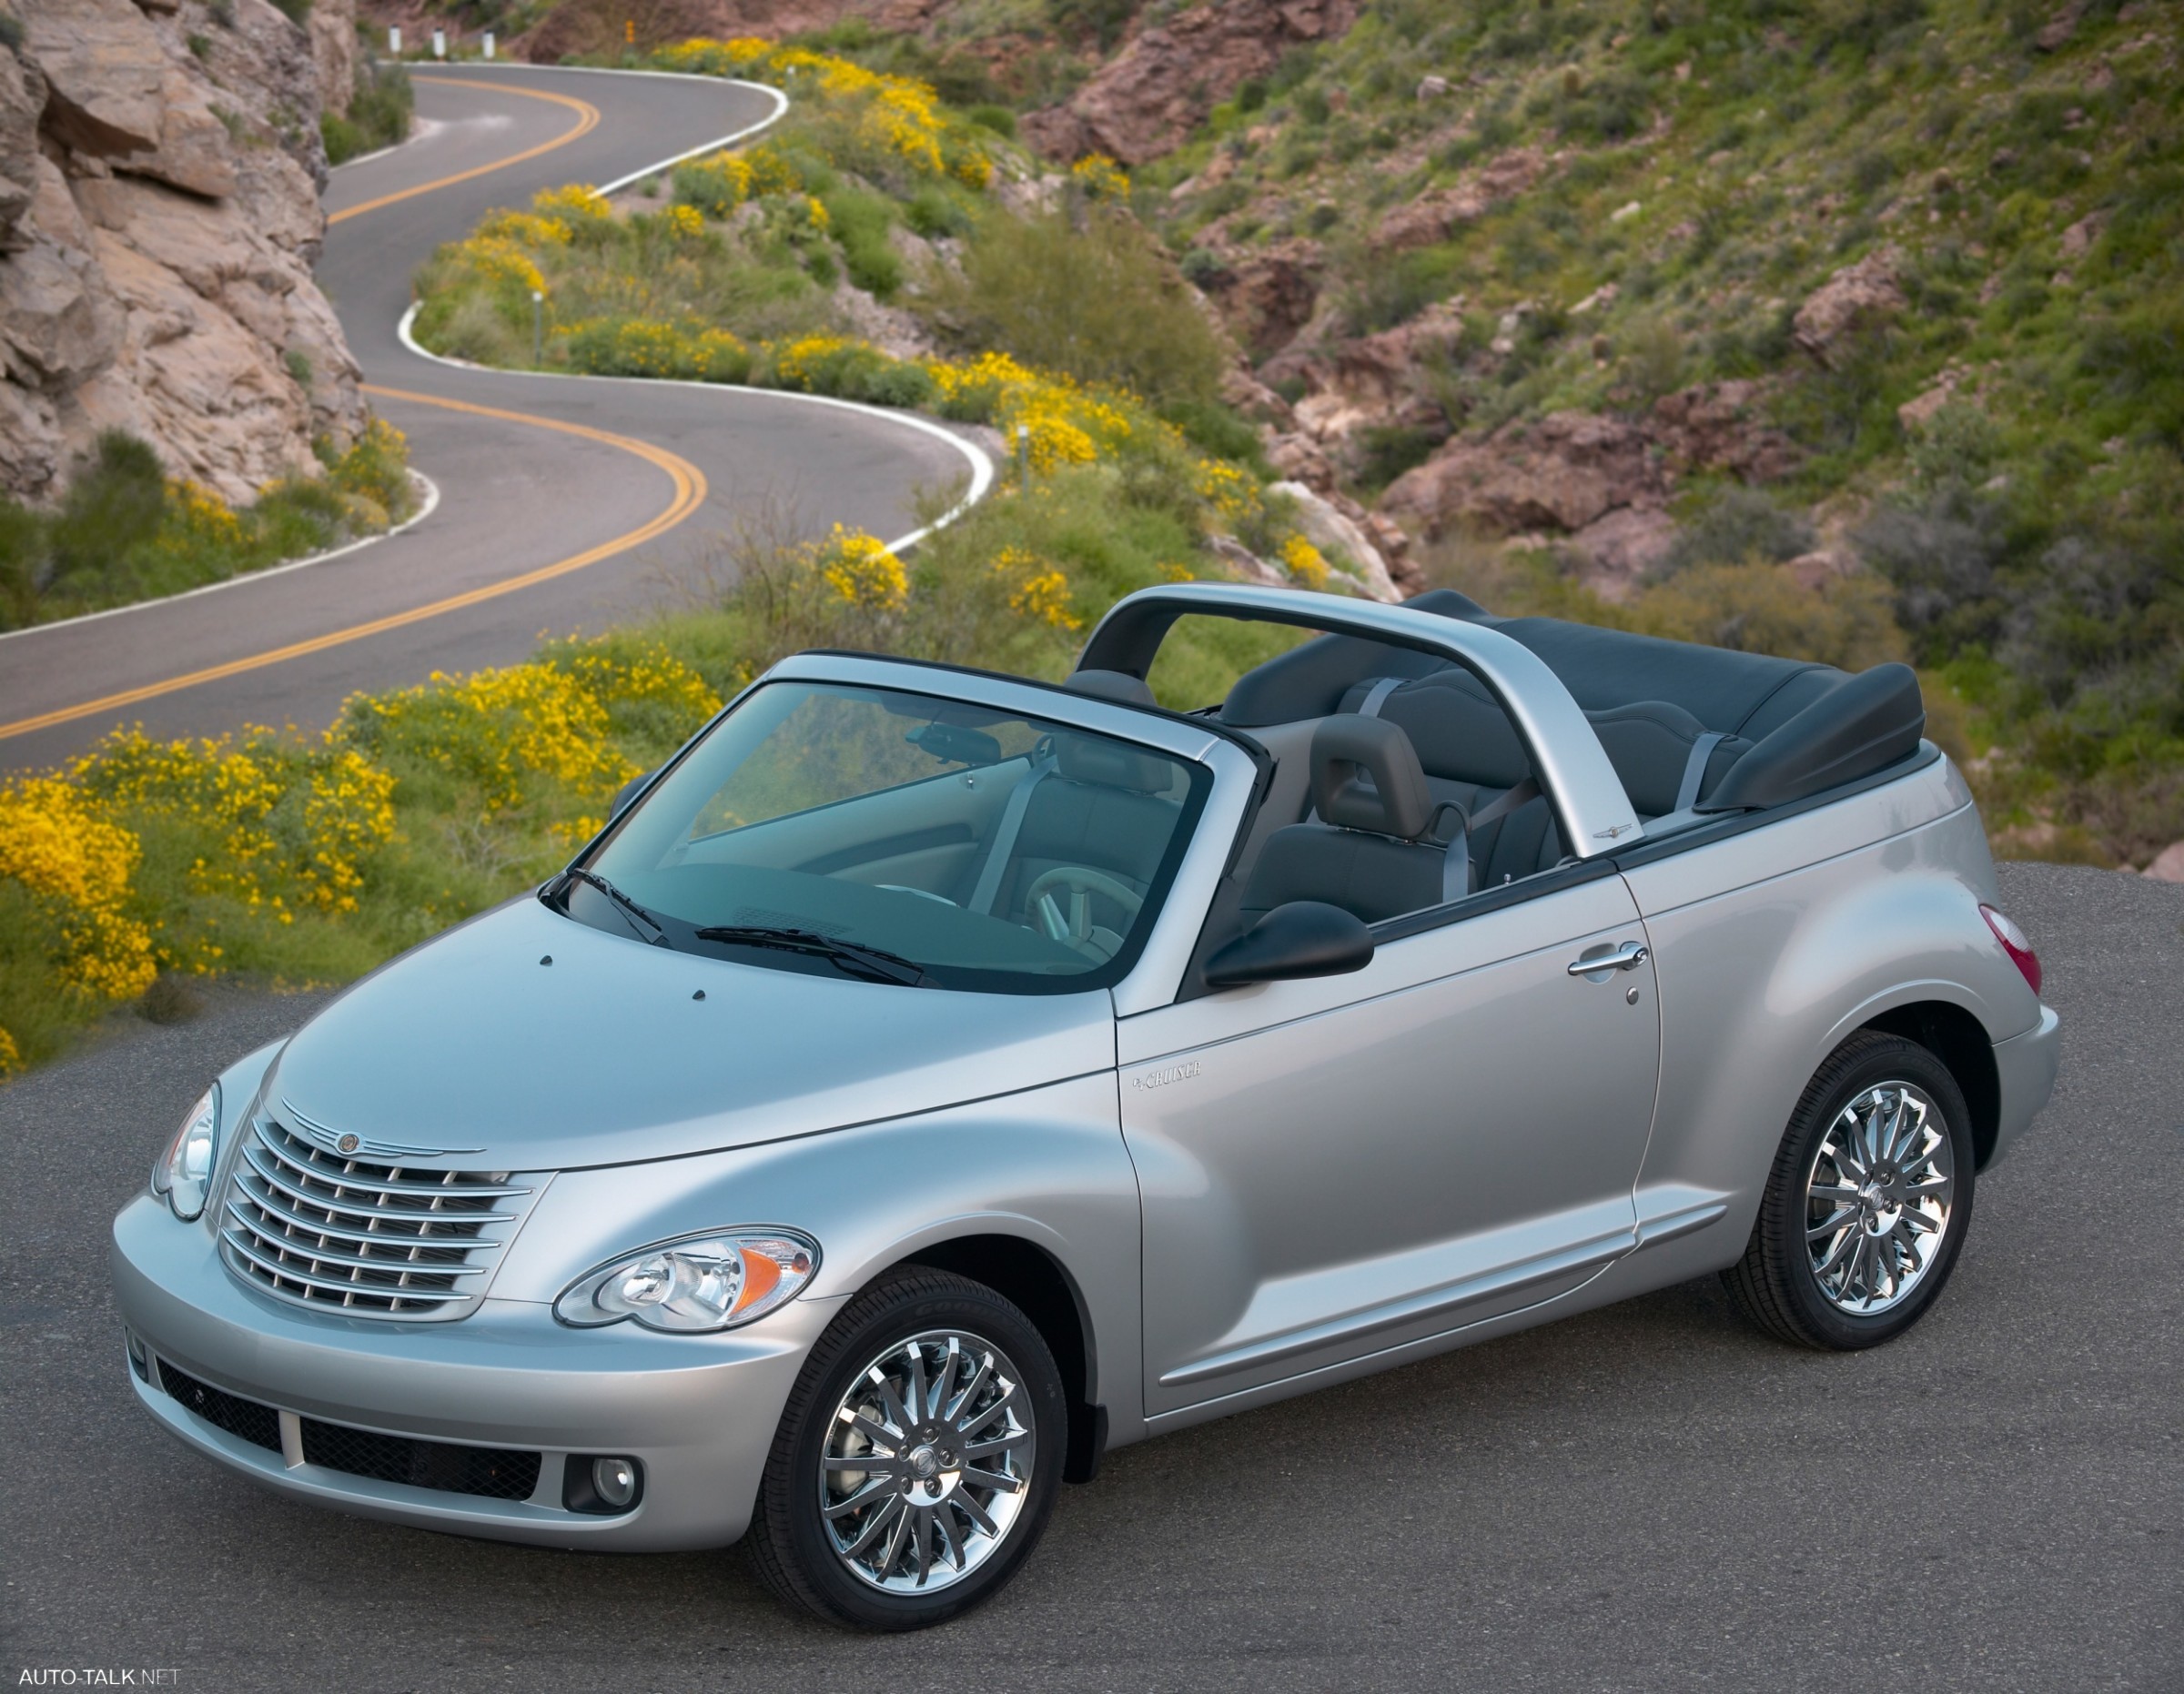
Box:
[1980,903,2041,995]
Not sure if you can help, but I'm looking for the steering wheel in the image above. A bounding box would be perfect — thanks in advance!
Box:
[1023,866,1144,961]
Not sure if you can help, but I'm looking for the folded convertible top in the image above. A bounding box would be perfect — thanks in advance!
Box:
[1217,590,1926,818]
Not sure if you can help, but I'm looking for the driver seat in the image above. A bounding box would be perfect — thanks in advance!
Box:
[1239,716,1454,925]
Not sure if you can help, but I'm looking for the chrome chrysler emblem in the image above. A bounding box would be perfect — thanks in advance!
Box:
[282,1099,482,1162]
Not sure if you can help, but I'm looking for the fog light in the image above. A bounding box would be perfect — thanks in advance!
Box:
[592,1456,638,1510]
[124,1330,148,1382]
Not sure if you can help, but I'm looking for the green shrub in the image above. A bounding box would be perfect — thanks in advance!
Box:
[819,184,905,298]
[323,61,410,165]
[965,103,1016,139]
[935,207,1228,406]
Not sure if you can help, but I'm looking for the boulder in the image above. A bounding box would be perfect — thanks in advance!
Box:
[1270,479,1400,601]
[0,0,365,504]
[2143,841,2184,883]
[21,0,168,159]
[1374,147,1543,249]
[1193,237,1325,358]
[1380,410,1663,539]
[1793,246,1906,366]
[1021,0,1364,166]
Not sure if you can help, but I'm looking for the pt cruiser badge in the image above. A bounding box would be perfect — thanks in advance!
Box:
[114,584,2058,1631]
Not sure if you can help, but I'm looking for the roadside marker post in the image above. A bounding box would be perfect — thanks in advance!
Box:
[483,32,495,58]
[531,290,545,367]
[432,28,446,58]
[1016,424,1031,483]
[388,25,400,53]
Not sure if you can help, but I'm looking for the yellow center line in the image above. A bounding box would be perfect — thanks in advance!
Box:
[328,77,600,224]
[0,390,707,744]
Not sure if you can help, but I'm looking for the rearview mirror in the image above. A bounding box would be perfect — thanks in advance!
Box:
[609,769,656,820]
[1203,901,1374,989]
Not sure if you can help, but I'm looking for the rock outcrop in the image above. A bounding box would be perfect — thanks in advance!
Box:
[1376,382,1802,594]
[1792,245,1906,367]
[1,0,365,506]
[1021,0,1363,166]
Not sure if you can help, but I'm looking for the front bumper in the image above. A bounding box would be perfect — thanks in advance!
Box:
[110,1195,837,1550]
[1987,1003,2062,1170]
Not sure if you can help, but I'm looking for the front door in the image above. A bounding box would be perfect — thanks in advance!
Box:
[1119,872,1660,1417]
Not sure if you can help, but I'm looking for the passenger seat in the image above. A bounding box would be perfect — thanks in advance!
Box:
[1239,717,1458,924]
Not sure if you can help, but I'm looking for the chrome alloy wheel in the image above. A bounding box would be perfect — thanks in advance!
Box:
[819,1329,1035,1593]
[1805,1081,1956,1316]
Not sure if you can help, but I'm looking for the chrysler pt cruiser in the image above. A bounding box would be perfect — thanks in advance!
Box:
[112,584,2060,1629]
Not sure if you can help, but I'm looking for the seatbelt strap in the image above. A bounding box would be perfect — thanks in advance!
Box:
[1468,776,1540,832]
[1440,810,1472,902]
[1674,732,1728,814]
[968,754,1055,913]
[1357,676,1401,717]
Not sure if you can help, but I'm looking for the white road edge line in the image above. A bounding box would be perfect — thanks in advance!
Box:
[396,302,995,555]
[386,66,993,550]
[0,471,442,647]
[399,64,793,197]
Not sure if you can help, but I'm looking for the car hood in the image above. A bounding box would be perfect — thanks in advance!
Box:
[265,896,1117,1171]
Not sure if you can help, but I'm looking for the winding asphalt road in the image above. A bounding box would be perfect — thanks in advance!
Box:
[1,866,2178,1690]
[0,66,985,775]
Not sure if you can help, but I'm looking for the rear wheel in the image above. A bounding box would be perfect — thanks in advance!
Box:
[746,1267,1064,1630]
[1724,1032,1976,1351]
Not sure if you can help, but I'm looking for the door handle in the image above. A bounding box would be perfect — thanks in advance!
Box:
[1568,942,1648,976]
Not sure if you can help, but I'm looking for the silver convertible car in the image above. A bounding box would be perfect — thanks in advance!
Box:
[113,583,2058,1629]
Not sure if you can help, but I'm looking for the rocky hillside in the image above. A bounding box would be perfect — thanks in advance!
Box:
[1,0,366,506]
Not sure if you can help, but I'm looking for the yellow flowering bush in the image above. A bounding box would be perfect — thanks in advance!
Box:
[342,664,635,816]
[1070,155,1131,203]
[0,775,158,1003]
[820,527,910,612]
[671,150,753,218]
[477,209,573,247]
[442,233,549,298]
[651,38,991,191]
[994,547,1083,631]
[561,318,750,381]
[1280,533,1331,590]
[153,480,245,562]
[533,183,612,228]
[76,730,399,919]
[0,1026,18,1080]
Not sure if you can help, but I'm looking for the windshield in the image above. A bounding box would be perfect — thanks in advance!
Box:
[555,679,1209,993]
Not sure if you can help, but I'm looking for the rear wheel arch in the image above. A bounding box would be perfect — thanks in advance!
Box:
[898,1234,1105,1483]
[1861,999,2001,1168]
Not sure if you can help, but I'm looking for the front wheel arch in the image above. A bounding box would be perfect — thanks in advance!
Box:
[898,1235,1104,1482]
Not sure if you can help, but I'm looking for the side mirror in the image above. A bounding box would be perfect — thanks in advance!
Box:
[609,769,655,820]
[1203,901,1374,989]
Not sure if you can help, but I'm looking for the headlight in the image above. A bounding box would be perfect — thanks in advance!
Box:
[554,1230,819,1333]
[151,1084,220,1222]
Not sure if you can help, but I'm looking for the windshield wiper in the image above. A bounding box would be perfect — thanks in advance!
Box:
[561,868,668,944]
[692,924,928,987]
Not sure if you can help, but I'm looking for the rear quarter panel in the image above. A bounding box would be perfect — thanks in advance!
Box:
[1614,753,2040,1286]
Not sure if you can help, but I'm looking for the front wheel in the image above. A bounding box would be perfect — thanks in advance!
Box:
[1724,1032,1977,1351]
[746,1267,1065,1630]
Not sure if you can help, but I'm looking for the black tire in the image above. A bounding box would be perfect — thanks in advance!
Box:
[1723,1031,1977,1351]
[746,1265,1066,1630]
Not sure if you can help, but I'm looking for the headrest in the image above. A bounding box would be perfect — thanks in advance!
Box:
[1338,671,1532,790]
[1055,731,1170,792]
[1310,715,1435,841]
[1065,668,1157,707]
[1585,701,1750,815]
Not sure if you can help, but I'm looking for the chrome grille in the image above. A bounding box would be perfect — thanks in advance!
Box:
[220,1118,537,1320]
